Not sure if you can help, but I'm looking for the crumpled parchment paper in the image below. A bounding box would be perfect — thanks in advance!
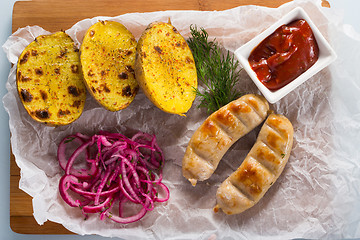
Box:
[3,0,360,239]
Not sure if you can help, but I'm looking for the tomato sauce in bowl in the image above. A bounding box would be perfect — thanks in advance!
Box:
[248,19,319,91]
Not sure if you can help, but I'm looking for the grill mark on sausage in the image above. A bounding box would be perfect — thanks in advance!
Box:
[232,160,265,197]
[214,118,234,141]
[228,179,255,202]
[190,119,232,166]
[213,109,243,141]
[266,117,290,140]
[259,139,282,158]
[228,102,251,129]
[190,147,215,169]
[251,153,276,176]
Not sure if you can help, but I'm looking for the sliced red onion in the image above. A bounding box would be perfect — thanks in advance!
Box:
[59,175,81,207]
[57,131,169,224]
[58,135,97,179]
[82,196,113,214]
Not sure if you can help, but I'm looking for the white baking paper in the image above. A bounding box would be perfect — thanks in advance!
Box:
[3,0,360,239]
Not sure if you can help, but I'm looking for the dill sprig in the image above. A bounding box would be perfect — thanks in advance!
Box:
[187,25,243,113]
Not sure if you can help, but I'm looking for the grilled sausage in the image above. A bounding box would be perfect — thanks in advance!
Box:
[214,113,294,215]
[182,94,270,186]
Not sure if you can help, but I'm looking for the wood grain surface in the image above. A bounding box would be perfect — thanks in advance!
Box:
[12,0,294,32]
[10,0,329,235]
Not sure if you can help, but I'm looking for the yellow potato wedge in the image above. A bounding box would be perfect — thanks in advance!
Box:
[80,20,138,111]
[16,31,86,126]
[135,21,197,116]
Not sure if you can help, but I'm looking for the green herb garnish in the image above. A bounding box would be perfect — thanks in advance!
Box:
[64,137,75,143]
[187,25,243,113]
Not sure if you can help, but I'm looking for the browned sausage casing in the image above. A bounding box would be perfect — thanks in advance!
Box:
[214,113,294,215]
[182,94,270,186]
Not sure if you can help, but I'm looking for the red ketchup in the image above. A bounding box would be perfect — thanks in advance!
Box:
[248,19,319,91]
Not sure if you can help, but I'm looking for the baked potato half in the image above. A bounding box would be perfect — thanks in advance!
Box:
[80,20,138,111]
[16,31,86,126]
[135,21,197,116]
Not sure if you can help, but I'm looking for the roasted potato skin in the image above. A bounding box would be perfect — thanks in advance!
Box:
[16,31,86,126]
[134,21,197,116]
[80,20,138,111]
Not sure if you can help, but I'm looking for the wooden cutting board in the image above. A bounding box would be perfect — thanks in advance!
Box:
[10,0,329,235]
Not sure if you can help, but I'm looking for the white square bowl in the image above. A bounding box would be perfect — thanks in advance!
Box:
[234,7,337,104]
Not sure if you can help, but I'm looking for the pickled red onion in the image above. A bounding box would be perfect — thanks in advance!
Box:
[57,131,169,224]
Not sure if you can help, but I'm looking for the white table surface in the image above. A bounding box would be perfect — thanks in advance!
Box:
[0,0,359,239]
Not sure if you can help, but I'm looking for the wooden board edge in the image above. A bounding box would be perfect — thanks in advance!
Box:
[10,216,73,235]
